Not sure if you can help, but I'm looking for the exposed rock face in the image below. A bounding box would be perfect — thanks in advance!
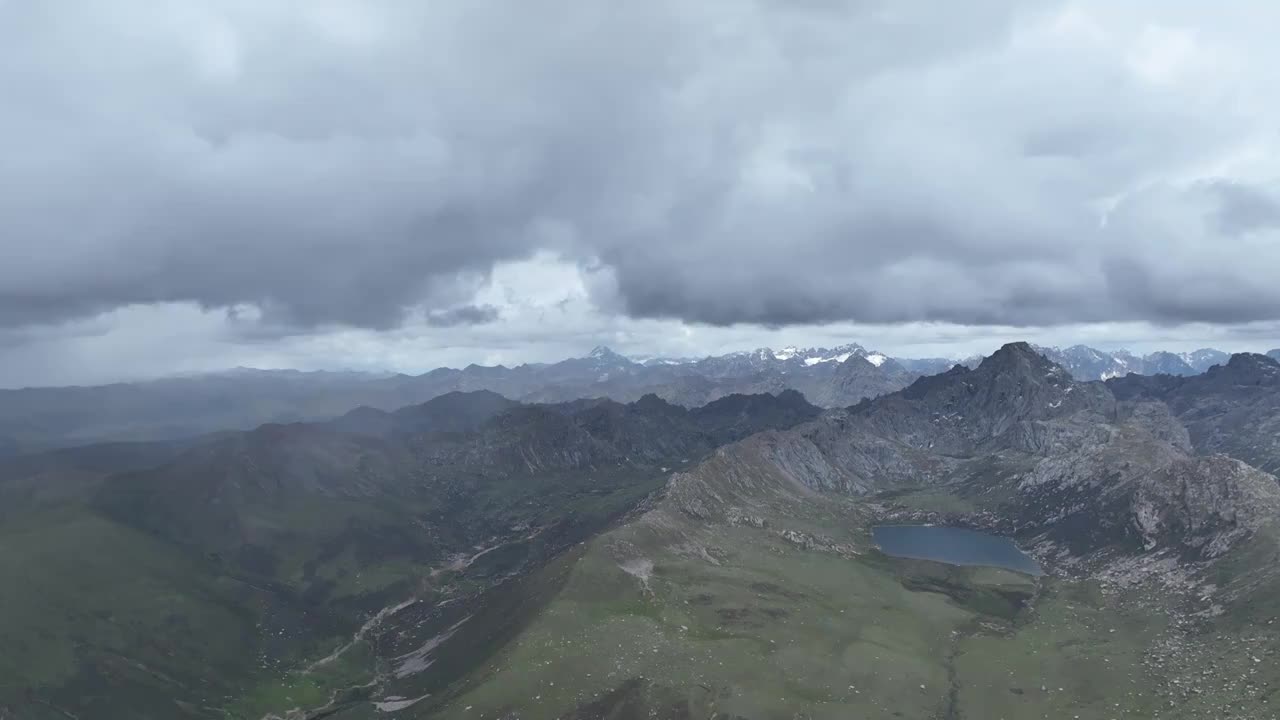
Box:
[786,355,919,408]
[1130,455,1280,557]
[1108,353,1280,475]
[740,343,1121,495]
[661,343,1280,567]
[665,434,821,522]
[858,342,1116,453]
[1008,427,1280,560]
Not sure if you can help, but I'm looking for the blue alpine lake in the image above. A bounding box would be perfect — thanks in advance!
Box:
[872,525,1042,575]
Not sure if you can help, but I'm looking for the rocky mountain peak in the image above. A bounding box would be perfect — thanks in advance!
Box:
[1225,351,1279,368]
[1211,352,1280,384]
[632,392,679,414]
[1142,351,1196,376]
[588,345,628,362]
[773,388,812,406]
[1185,347,1230,367]
[886,340,1116,454]
[781,342,869,366]
[1062,344,1108,358]
[978,342,1063,377]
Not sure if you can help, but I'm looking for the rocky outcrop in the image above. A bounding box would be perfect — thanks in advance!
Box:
[1108,353,1280,475]
[1131,455,1280,557]
[655,343,1280,569]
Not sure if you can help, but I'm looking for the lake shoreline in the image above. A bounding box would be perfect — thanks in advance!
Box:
[872,524,1044,576]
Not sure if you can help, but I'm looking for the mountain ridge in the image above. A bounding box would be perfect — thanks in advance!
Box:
[1107,351,1280,475]
[7,343,1280,719]
[1,341,1264,456]
[410,342,1280,719]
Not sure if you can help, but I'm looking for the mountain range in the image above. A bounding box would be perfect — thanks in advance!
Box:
[1028,344,1234,381]
[1,388,821,719]
[2,342,1273,458]
[4,344,1280,718]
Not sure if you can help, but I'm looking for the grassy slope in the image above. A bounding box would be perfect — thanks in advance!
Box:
[0,458,673,720]
[346,484,1279,720]
[414,549,1158,719]
[954,581,1167,718]
[417,539,985,719]
[6,422,1278,720]
[219,467,672,720]
[0,507,276,719]
[7,487,1277,720]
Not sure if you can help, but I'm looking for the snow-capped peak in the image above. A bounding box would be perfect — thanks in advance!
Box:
[587,346,633,364]
[768,342,877,367]
[866,353,887,367]
[700,342,884,371]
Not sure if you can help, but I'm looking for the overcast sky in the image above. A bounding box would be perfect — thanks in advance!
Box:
[3,1,1280,387]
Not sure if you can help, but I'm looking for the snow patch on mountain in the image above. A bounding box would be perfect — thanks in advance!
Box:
[803,352,854,366]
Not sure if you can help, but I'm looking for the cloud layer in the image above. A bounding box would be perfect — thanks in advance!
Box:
[4,0,1280,335]
[5,253,1278,389]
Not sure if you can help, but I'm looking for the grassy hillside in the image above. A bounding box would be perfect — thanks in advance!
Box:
[349,479,1277,720]
[0,507,295,719]
[0,460,675,719]
[5,367,1280,720]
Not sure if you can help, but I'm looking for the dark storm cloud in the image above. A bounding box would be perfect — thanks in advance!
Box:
[424,305,501,328]
[2,0,1279,333]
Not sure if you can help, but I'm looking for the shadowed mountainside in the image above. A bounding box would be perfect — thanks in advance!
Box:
[0,346,905,455]
[0,389,820,720]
